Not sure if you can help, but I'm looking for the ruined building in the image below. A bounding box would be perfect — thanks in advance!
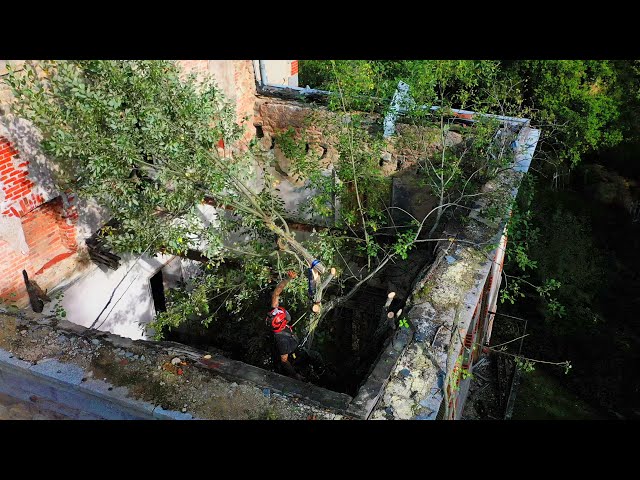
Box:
[0,60,539,420]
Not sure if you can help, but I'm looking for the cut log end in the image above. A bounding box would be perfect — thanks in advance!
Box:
[312,304,321,313]
[387,312,395,319]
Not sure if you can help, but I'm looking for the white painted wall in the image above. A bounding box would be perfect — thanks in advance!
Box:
[257,60,297,87]
[58,253,182,340]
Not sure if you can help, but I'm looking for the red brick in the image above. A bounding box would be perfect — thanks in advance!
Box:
[2,144,17,153]
[10,187,31,198]
[7,186,29,197]
[4,184,23,196]
[15,183,33,193]
[31,229,58,241]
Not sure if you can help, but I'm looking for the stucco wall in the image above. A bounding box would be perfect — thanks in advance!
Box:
[51,254,182,340]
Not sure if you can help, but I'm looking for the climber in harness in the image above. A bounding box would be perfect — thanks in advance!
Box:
[266,258,337,381]
[266,270,304,380]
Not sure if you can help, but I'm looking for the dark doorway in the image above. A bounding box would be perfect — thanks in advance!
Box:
[149,269,166,313]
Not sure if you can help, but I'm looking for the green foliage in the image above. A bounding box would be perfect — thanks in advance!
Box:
[398,317,410,329]
[300,60,392,112]
[501,173,565,315]
[4,60,327,339]
[13,59,624,353]
[502,174,607,335]
[274,127,306,163]
[500,279,525,305]
[52,291,67,320]
[301,60,635,169]
[530,204,606,333]
[501,60,624,166]
[294,108,392,265]
[460,366,474,380]
[396,60,500,110]
[514,357,536,373]
[4,60,250,257]
[148,224,350,339]
[299,60,501,111]
[392,229,417,260]
[514,357,571,376]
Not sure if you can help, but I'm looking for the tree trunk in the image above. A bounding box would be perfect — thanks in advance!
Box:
[266,221,326,274]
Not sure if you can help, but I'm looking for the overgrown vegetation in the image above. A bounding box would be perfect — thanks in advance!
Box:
[4,61,524,349]
[303,60,640,415]
[6,60,638,413]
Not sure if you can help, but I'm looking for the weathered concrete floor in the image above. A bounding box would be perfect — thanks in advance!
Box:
[0,312,344,420]
[0,391,69,420]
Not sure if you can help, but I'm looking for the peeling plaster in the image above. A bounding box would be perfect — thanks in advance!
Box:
[0,215,28,254]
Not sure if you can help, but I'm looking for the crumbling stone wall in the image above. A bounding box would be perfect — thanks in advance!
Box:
[254,96,464,175]
[254,97,346,166]
[253,96,461,227]
[368,126,539,420]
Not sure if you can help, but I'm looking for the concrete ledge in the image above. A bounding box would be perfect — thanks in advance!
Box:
[0,349,165,419]
[0,314,345,419]
[162,341,352,413]
[347,327,412,419]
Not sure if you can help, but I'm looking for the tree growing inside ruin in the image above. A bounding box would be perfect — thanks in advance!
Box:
[3,60,534,351]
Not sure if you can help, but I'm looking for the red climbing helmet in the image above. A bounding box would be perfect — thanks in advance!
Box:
[267,307,289,333]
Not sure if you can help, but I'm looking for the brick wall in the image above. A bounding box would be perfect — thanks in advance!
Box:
[0,137,78,307]
[0,138,45,217]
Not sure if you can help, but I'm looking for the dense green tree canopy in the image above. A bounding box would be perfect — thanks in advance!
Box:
[300,59,634,167]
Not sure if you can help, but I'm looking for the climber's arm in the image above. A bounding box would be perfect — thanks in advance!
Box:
[271,271,297,308]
